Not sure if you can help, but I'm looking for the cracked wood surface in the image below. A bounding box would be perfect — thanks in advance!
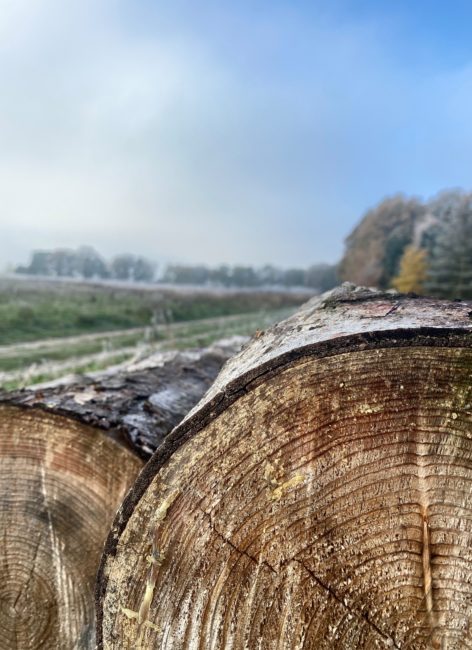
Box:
[97,285,472,649]
[0,406,143,649]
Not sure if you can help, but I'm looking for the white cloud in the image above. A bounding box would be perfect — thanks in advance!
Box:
[1,0,472,269]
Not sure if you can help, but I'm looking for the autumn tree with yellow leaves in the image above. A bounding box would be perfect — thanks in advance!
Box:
[391,246,428,294]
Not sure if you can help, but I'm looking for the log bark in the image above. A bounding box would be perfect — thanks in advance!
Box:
[0,340,241,649]
[1,340,242,459]
[97,285,472,650]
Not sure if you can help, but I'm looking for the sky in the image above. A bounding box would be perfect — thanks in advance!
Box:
[1,0,472,269]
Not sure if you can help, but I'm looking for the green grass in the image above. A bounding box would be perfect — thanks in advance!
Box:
[0,331,147,372]
[0,351,134,391]
[0,305,295,390]
[0,277,308,346]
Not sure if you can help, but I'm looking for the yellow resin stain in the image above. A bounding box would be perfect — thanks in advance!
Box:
[121,607,160,631]
[154,489,180,525]
[358,403,383,415]
[271,474,305,501]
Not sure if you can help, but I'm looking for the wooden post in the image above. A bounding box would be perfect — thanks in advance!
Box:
[97,285,472,649]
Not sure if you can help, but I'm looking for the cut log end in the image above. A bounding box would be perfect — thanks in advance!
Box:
[0,405,142,649]
[97,290,472,650]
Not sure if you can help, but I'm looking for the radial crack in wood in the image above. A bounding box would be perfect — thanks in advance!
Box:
[97,286,472,650]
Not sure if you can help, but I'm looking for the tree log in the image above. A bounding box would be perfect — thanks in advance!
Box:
[0,340,241,649]
[1,340,242,459]
[0,405,142,649]
[97,285,472,649]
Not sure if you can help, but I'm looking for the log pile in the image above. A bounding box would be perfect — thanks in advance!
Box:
[2,287,472,649]
[0,340,242,649]
[96,286,472,649]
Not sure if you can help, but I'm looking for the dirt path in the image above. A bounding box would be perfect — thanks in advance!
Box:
[0,312,272,358]
[0,327,146,357]
[0,310,288,388]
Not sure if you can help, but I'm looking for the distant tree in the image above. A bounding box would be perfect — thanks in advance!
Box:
[283,268,306,287]
[383,225,413,282]
[51,249,77,277]
[232,266,258,287]
[159,262,334,290]
[17,249,79,277]
[162,265,209,285]
[15,247,158,282]
[426,195,472,299]
[419,189,466,255]
[111,255,136,281]
[133,257,155,282]
[427,189,464,224]
[161,265,176,283]
[339,196,426,288]
[75,246,108,279]
[305,264,338,291]
[190,266,210,285]
[21,251,54,276]
[391,246,428,294]
[163,264,318,288]
[210,265,232,287]
[258,265,284,286]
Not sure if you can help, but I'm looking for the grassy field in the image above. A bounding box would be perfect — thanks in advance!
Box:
[0,276,312,389]
[0,276,309,345]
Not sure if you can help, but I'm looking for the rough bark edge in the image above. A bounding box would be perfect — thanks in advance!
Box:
[0,344,242,460]
[174,286,472,424]
[0,397,132,449]
[95,324,472,648]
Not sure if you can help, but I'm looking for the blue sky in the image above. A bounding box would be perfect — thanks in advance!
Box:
[1,0,472,269]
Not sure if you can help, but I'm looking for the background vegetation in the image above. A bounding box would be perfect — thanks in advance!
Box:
[15,188,472,301]
[0,278,309,388]
[15,248,338,293]
[0,278,307,346]
[339,189,472,299]
[4,186,472,390]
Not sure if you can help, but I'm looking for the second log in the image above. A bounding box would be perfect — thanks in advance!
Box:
[97,285,472,650]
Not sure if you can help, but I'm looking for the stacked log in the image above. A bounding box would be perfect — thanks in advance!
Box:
[0,341,240,649]
[3,341,242,459]
[96,286,472,649]
[0,406,141,649]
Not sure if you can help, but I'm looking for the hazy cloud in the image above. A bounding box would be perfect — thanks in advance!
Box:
[1,0,472,268]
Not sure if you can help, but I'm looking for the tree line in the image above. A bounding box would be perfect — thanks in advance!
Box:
[15,188,472,298]
[161,263,338,291]
[15,248,338,291]
[338,189,472,299]
[16,247,156,283]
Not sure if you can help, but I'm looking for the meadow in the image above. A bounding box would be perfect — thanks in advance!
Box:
[0,276,311,389]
